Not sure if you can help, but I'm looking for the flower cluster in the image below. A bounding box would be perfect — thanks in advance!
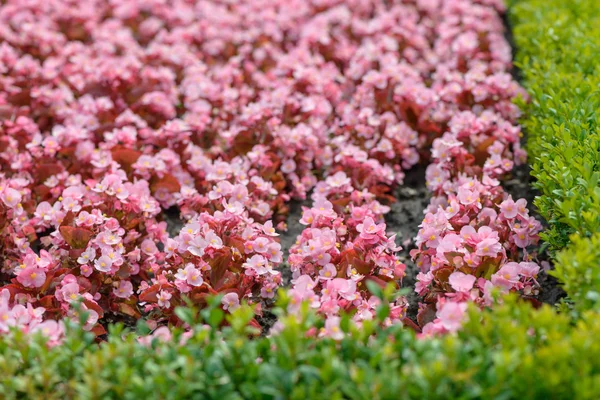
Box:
[287,172,408,331]
[405,11,541,335]
[411,178,541,333]
[0,288,64,347]
[137,210,282,328]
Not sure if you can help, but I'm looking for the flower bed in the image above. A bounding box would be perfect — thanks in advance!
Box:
[1,0,600,397]
[0,0,545,339]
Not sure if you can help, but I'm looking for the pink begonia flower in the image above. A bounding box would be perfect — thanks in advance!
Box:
[281,159,296,174]
[457,186,478,206]
[223,199,245,215]
[94,256,113,273]
[437,301,468,332]
[475,238,502,257]
[30,320,65,346]
[77,247,96,265]
[513,227,531,248]
[516,199,529,217]
[222,293,240,312]
[185,267,204,287]
[491,262,521,290]
[113,280,134,298]
[205,231,224,249]
[1,187,21,208]
[499,197,518,219]
[312,198,335,217]
[321,316,344,340]
[448,272,476,293]
[326,171,351,188]
[356,216,385,237]
[266,243,283,263]
[17,267,46,288]
[57,282,80,303]
[157,290,172,309]
[34,202,53,222]
[519,262,540,278]
[319,263,337,279]
[262,220,279,236]
[251,237,270,253]
[188,236,208,257]
[141,239,158,255]
[80,265,93,277]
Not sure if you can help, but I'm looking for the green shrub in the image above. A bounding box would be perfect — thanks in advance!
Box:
[509,0,600,252]
[552,233,600,314]
[1,296,600,400]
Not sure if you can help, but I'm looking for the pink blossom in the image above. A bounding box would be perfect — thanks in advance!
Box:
[448,272,476,293]
[476,238,502,257]
[17,267,46,288]
[437,301,468,332]
[113,281,134,298]
[94,256,113,273]
[157,290,172,309]
[1,188,21,208]
[222,293,240,312]
[500,198,518,219]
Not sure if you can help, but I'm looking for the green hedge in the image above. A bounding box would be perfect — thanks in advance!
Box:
[509,0,600,313]
[3,1,600,399]
[510,0,600,252]
[1,296,600,400]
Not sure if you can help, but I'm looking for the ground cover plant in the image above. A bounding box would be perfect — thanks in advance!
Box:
[1,0,600,398]
[0,0,540,339]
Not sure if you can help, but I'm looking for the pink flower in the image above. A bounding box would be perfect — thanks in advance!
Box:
[491,262,521,290]
[356,217,385,239]
[188,236,207,257]
[113,281,134,298]
[448,272,476,293]
[205,231,224,249]
[57,282,80,303]
[262,221,279,236]
[251,237,270,253]
[17,267,46,288]
[476,238,502,257]
[319,264,337,280]
[157,290,172,309]
[1,188,21,208]
[77,247,96,265]
[500,198,518,219]
[437,301,468,332]
[94,256,113,273]
[222,293,240,312]
[321,316,344,340]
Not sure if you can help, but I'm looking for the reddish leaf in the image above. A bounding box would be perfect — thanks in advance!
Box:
[139,284,169,303]
[402,317,421,333]
[417,303,437,328]
[35,162,64,182]
[119,303,141,318]
[83,299,105,318]
[59,226,93,249]
[150,173,181,194]
[39,295,60,311]
[0,284,24,299]
[90,324,107,337]
[209,250,232,285]
[111,147,142,169]
[363,275,389,291]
